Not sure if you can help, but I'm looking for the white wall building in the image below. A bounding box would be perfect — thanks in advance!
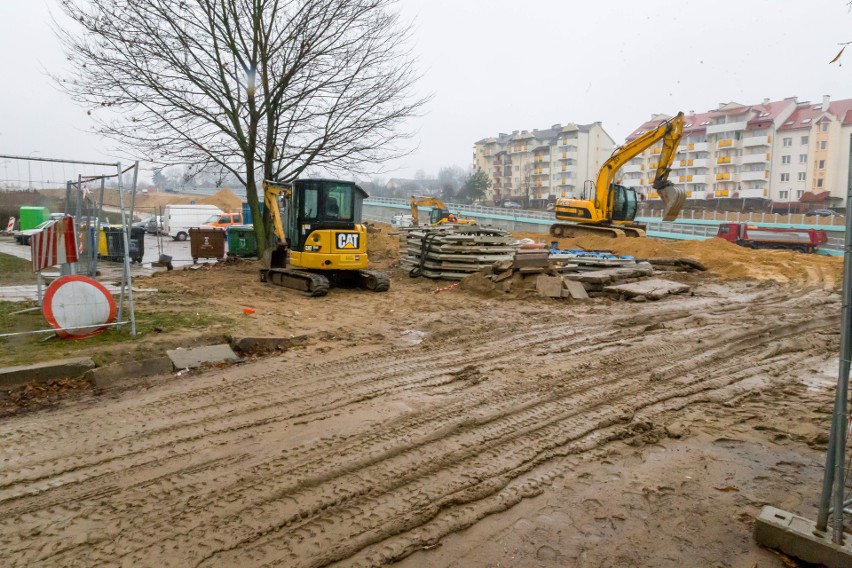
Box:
[473,122,614,204]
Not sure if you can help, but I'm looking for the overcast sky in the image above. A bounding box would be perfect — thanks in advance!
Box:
[1,0,851,184]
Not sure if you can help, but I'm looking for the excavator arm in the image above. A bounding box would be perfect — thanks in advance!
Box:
[596,112,685,222]
[410,195,450,226]
[263,180,292,243]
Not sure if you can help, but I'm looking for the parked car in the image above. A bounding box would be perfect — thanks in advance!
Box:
[133,215,163,234]
[13,220,53,245]
[502,201,522,209]
[391,214,414,228]
[202,211,243,229]
[805,209,844,217]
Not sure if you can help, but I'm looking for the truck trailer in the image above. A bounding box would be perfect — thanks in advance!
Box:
[716,222,827,253]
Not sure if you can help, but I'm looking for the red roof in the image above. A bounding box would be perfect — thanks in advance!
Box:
[829,98,852,125]
[625,116,670,141]
[778,104,824,131]
[682,111,714,135]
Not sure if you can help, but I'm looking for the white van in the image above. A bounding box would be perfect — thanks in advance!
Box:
[164,204,223,241]
[391,214,414,228]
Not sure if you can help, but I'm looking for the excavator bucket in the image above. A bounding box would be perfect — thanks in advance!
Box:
[657,181,687,222]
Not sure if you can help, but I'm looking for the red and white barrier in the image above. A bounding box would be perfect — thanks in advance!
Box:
[30,217,79,272]
[6,217,14,233]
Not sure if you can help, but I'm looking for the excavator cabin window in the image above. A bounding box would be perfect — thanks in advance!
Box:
[610,184,638,222]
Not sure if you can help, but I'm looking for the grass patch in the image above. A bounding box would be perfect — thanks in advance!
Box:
[0,252,34,285]
[0,301,233,366]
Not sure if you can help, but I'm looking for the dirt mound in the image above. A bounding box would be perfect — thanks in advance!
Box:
[197,188,242,212]
[513,232,843,288]
[366,223,400,269]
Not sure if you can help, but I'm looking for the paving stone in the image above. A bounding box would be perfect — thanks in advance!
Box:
[167,344,239,370]
[604,278,691,300]
[562,280,589,300]
[229,335,309,355]
[85,356,174,389]
[536,274,564,298]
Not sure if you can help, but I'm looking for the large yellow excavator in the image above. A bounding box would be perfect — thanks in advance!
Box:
[259,179,390,296]
[551,112,686,238]
[409,196,476,226]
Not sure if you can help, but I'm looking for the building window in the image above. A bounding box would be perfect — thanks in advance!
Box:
[782,155,791,164]
[817,178,824,188]
[797,190,804,199]
[801,136,809,145]
[783,137,792,147]
[819,160,825,169]
[780,190,789,199]
[799,154,807,163]
[820,141,827,150]
[798,172,806,181]
[822,123,829,132]
[780,173,790,182]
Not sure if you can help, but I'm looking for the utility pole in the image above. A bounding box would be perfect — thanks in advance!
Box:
[27,150,40,189]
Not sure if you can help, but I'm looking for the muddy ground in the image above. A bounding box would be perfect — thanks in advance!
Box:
[0,229,847,567]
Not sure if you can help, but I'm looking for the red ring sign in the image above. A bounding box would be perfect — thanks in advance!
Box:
[43,275,117,339]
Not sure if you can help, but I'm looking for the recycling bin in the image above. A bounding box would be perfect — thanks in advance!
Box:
[227,225,257,257]
[189,227,226,262]
[103,226,145,263]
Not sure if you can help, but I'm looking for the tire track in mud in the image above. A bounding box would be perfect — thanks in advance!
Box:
[0,288,840,567]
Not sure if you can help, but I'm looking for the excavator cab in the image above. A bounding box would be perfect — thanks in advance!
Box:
[610,184,638,222]
[429,208,451,225]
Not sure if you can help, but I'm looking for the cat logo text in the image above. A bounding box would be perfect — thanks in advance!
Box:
[336,233,360,250]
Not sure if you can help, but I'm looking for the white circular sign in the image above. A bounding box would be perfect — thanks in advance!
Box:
[43,276,116,339]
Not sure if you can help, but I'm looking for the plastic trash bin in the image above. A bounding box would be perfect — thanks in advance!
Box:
[189,227,226,262]
[103,226,145,263]
[227,225,257,257]
[241,202,264,225]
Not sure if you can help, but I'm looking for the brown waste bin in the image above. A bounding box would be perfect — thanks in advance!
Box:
[189,227,227,262]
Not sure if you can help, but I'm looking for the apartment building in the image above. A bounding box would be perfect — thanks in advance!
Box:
[624,96,852,209]
[473,122,614,203]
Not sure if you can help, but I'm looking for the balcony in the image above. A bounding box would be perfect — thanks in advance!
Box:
[716,155,732,164]
[532,168,550,176]
[743,135,772,147]
[687,175,707,184]
[717,139,733,149]
[560,151,578,161]
[740,170,769,182]
[715,172,731,180]
[741,153,769,164]
[678,159,695,167]
[692,142,708,152]
[715,189,730,197]
[678,175,694,182]
[689,190,707,199]
[622,163,643,173]
[707,120,747,134]
[691,159,709,168]
[738,188,769,199]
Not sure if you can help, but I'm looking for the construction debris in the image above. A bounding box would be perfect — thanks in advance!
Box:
[403,226,518,279]
[604,278,692,301]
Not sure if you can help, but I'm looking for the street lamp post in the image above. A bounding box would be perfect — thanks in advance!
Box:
[27,151,40,190]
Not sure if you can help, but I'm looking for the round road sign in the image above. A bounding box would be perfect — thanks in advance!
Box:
[43,275,117,339]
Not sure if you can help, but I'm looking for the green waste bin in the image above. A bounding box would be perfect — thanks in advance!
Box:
[227,225,258,257]
[19,206,50,230]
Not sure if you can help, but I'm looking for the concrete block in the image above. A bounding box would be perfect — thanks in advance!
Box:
[0,357,95,389]
[754,506,852,568]
[604,278,691,300]
[229,335,309,355]
[536,275,564,298]
[167,344,239,370]
[84,356,174,389]
[562,280,589,300]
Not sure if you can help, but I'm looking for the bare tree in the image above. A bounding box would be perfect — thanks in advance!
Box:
[55,0,428,251]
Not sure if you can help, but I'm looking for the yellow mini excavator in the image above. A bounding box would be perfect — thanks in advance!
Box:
[409,196,477,226]
[259,179,390,296]
[551,112,686,238]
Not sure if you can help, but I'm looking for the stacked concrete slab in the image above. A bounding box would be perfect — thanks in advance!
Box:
[402,226,519,280]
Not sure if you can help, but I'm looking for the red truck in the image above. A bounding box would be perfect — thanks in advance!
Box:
[716,223,827,253]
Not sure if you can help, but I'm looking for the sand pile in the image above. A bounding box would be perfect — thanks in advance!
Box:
[197,188,242,212]
[365,223,400,269]
[512,232,843,288]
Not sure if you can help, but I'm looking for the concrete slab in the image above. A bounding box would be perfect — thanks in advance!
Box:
[562,280,589,300]
[754,506,852,568]
[0,357,95,389]
[604,278,691,300]
[535,275,564,298]
[167,344,239,370]
[85,356,174,389]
